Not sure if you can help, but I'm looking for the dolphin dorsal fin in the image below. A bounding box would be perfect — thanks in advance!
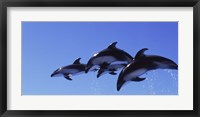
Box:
[135,48,148,60]
[108,42,117,49]
[73,58,81,64]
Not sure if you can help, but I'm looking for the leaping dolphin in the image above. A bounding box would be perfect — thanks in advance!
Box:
[51,58,86,80]
[117,48,178,91]
[85,42,133,73]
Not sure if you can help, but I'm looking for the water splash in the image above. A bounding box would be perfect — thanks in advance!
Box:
[90,77,101,95]
[164,69,178,81]
[142,69,178,95]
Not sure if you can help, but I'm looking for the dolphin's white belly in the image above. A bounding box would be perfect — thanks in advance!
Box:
[110,61,128,65]
[52,74,64,77]
[61,69,80,75]
[93,56,116,64]
[124,68,147,81]
[72,71,85,76]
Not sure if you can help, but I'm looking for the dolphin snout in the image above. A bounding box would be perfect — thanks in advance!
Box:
[51,71,58,77]
[51,73,55,77]
[97,73,101,78]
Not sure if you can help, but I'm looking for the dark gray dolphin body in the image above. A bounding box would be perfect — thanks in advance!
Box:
[117,48,178,91]
[85,42,133,73]
[51,58,86,80]
[97,63,127,78]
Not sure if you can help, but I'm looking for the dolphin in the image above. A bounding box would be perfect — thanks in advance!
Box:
[51,58,86,80]
[117,48,178,91]
[85,42,133,73]
[97,63,127,78]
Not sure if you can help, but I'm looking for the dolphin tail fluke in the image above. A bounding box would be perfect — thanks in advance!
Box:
[171,62,178,70]
[152,56,178,70]
[64,75,72,81]
[170,64,178,70]
[131,77,146,82]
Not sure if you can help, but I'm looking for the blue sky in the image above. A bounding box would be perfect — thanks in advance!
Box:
[22,22,178,95]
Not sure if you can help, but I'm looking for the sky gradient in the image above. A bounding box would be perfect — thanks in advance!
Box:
[22,22,178,95]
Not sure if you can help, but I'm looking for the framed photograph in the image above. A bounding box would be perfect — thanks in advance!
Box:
[0,0,199,117]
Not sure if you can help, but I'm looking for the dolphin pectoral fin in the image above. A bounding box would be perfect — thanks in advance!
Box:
[97,69,104,78]
[64,75,72,81]
[109,71,117,75]
[131,77,146,82]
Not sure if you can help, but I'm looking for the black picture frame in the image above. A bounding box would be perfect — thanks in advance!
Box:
[0,0,199,117]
